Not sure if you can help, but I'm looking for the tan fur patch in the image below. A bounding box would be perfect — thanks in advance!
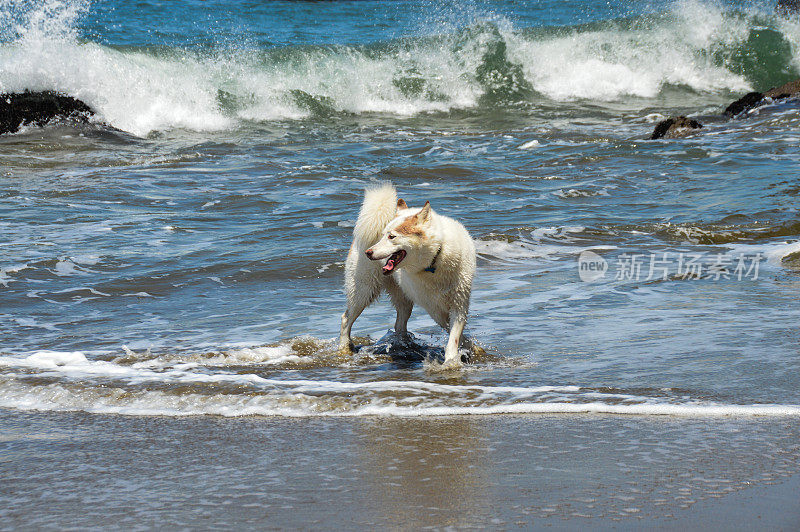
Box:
[395,214,424,236]
[397,198,408,209]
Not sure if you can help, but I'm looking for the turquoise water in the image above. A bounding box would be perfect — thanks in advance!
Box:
[1,0,799,417]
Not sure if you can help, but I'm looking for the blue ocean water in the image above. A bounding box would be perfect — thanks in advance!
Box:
[0,0,799,419]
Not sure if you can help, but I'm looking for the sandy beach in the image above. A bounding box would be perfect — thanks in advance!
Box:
[2,410,798,529]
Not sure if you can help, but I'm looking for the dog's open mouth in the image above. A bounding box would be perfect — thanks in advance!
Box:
[382,250,406,275]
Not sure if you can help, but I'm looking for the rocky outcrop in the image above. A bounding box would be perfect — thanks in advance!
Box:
[765,79,800,99]
[651,78,800,138]
[650,116,703,140]
[1,91,94,135]
[723,91,765,118]
[723,79,800,118]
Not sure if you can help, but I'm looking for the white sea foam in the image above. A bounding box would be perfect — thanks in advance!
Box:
[764,241,800,264]
[475,237,616,263]
[717,240,800,266]
[0,350,569,393]
[127,344,311,369]
[475,239,546,260]
[0,0,786,135]
[531,226,587,239]
[52,259,85,276]
[1,377,799,418]
[505,0,751,101]
[0,263,29,287]
[645,113,667,123]
[518,139,540,149]
[347,402,800,418]
[553,188,610,198]
[24,350,87,366]
[2,349,799,418]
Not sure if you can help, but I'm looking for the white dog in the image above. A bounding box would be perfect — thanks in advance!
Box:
[338,182,476,368]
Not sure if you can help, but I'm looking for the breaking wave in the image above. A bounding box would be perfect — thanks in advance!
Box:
[1,338,799,418]
[1,0,799,135]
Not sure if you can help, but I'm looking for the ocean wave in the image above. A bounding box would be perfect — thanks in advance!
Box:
[1,0,799,135]
[475,225,616,263]
[598,218,800,247]
[0,351,800,417]
[474,219,800,270]
[1,347,799,418]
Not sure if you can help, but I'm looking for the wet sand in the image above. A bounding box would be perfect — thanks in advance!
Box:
[1,410,798,529]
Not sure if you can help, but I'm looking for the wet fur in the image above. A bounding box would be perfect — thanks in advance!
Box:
[339,182,476,368]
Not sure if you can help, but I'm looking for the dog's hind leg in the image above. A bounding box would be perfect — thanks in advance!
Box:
[339,306,366,352]
[339,268,381,352]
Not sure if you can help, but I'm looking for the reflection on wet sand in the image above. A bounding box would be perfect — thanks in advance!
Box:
[356,417,491,528]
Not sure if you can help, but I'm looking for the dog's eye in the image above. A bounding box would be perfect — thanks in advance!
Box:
[388,234,396,240]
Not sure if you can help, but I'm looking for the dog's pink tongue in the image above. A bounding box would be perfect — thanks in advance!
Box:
[383,257,396,274]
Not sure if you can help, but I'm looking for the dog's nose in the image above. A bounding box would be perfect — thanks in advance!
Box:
[365,249,373,259]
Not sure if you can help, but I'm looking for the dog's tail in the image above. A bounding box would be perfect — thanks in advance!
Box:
[353,182,397,250]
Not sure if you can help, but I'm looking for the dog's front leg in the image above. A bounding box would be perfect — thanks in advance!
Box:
[394,302,413,335]
[386,283,413,336]
[442,312,466,367]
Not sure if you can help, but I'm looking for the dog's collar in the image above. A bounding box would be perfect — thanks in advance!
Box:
[423,246,441,273]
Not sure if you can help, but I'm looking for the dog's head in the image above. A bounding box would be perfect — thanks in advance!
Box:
[365,200,432,275]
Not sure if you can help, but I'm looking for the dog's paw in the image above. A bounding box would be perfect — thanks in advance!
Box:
[425,358,464,373]
[336,341,355,355]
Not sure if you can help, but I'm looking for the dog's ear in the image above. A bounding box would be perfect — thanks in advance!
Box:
[417,201,431,223]
[397,198,408,209]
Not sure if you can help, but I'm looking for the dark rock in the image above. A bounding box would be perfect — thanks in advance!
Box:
[782,250,800,269]
[764,79,800,99]
[777,0,799,15]
[0,90,94,135]
[650,116,703,140]
[652,77,800,139]
[723,91,764,118]
[723,79,800,118]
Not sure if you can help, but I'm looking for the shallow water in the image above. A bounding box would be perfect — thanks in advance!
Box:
[1,0,800,523]
[2,0,800,418]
